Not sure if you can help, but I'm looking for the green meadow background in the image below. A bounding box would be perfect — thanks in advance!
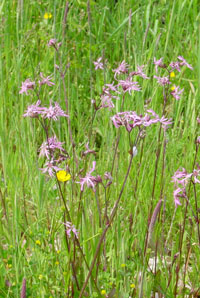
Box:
[0,0,199,297]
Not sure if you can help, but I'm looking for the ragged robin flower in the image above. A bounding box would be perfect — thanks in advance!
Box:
[56,170,71,182]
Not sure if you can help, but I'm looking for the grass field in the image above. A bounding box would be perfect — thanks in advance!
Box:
[0,0,200,297]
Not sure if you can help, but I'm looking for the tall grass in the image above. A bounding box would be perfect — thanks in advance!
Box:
[0,1,199,297]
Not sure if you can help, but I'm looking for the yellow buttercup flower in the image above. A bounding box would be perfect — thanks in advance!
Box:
[44,12,52,19]
[130,283,135,289]
[171,86,175,91]
[101,290,106,295]
[56,170,71,182]
[35,240,41,246]
[170,71,175,78]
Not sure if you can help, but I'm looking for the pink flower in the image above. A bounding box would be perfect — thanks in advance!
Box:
[82,142,96,157]
[118,78,141,94]
[19,79,35,95]
[93,57,104,70]
[192,169,200,184]
[154,76,170,86]
[40,160,61,177]
[177,56,193,70]
[39,136,65,159]
[130,65,149,79]
[64,222,78,238]
[23,100,44,118]
[113,60,129,78]
[47,39,57,47]
[153,57,165,73]
[173,187,186,208]
[39,73,55,86]
[77,161,102,192]
[169,61,181,72]
[100,95,115,109]
[159,116,173,129]
[171,86,184,100]
[104,82,119,93]
[42,102,69,120]
[111,110,169,132]
[172,168,191,186]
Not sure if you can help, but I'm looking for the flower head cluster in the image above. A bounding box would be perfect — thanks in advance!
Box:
[130,65,149,79]
[111,109,172,132]
[154,55,193,73]
[24,101,68,120]
[113,60,129,78]
[172,166,200,207]
[41,160,62,177]
[99,82,119,109]
[42,102,68,120]
[77,161,102,192]
[154,57,166,73]
[23,100,44,118]
[39,136,65,159]
[19,79,35,95]
[118,78,141,94]
[154,76,170,86]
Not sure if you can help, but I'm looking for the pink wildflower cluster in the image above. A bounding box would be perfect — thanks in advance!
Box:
[172,166,200,207]
[19,73,55,95]
[154,76,170,86]
[39,136,65,159]
[113,60,129,78]
[129,65,149,79]
[77,162,113,192]
[41,160,62,177]
[23,101,68,120]
[154,55,193,73]
[100,82,120,109]
[77,161,102,192]
[19,79,35,95]
[111,109,172,132]
[118,77,141,94]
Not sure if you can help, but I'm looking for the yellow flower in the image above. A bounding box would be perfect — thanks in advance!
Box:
[101,290,106,295]
[121,263,126,268]
[170,71,175,78]
[57,250,61,254]
[171,86,175,91]
[35,240,41,246]
[44,12,52,19]
[130,283,135,289]
[56,170,71,182]
[55,261,59,265]
[39,274,43,280]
